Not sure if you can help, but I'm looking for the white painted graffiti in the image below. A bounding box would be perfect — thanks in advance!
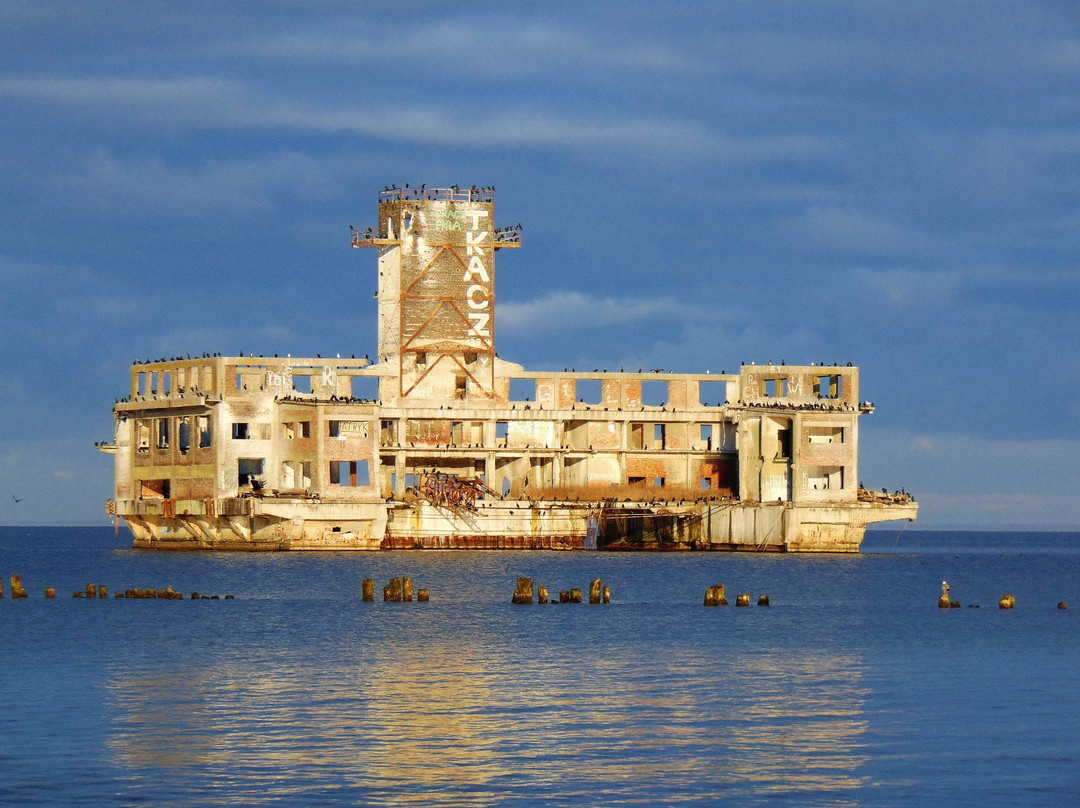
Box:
[265,367,294,388]
[462,209,491,339]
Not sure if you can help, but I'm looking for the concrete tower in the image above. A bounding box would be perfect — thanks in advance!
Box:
[353,186,520,403]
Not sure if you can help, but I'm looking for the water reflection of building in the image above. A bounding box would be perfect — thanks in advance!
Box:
[103,611,869,803]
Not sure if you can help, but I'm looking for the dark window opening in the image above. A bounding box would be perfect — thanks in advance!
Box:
[238,458,264,489]
[777,428,792,460]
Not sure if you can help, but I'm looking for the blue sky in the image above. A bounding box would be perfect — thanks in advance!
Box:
[1,1,1077,529]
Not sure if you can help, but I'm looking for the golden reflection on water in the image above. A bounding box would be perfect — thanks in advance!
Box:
[104,614,869,805]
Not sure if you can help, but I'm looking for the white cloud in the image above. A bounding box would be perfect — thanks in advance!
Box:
[858,427,1080,529]
[249,19,698,79]
[43,148,345,219]
[794,206,944,259]
[498,291,712,335]
[0,75,831,162]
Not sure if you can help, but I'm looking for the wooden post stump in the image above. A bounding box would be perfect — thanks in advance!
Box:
[559,590,570,603]
[512,577,533,604]
[402,576,413,602]
[938,594,951,609]
[757,594,769,606]
[384,578,403,602]
[10,575,27,599]
[703,584,727,606]
[1058,601,1067,609]
[362,578,375,602]
[999,593,1015,609]
[44,587,55,599]
[417,589,429,602]
[569,588,583,603]
[537,585,549,604]
[602,585,611,604]
[98,585,108,599]
[85,583,97,599]
[736,593,750,607]
[589,579,602,604]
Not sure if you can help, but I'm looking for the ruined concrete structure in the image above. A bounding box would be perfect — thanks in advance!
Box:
[102,186,916,551]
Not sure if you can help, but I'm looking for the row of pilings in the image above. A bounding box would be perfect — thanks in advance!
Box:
[938,582,1065,610]
[704,584,769,606]
[363,577,430,602]
[511,577,611,604]
[0,576,233,599]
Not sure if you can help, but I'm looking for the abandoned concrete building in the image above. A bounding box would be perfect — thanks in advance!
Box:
[101,185,916,551]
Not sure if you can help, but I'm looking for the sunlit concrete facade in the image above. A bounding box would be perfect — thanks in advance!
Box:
[103,186,915,551]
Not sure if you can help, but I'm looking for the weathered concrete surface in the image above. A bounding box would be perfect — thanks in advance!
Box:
[105,186,916,553]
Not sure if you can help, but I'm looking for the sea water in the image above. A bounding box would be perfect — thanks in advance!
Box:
[1,526,1078,807]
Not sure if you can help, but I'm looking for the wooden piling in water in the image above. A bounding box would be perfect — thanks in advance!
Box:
[44,587,55,599]
[703,584,727,606]
[512,577,533,604]
[999,593,1015,609]
[384,578,402,602]
[537,584,549,604]
[402,576,413,602]
[589,579,602,604]
[10,575,27,599]
[602,585,610,604]
[1058,601,1067,609]
[85,583,97,599]
[559,590,570,603]
[569,588,583,603]
[362,578,375,602]
[736,592,750,607]
[417,589,429,602]
[757,594,769,606]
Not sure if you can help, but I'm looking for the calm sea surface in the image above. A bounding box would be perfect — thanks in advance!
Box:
[1,526,1078,807]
